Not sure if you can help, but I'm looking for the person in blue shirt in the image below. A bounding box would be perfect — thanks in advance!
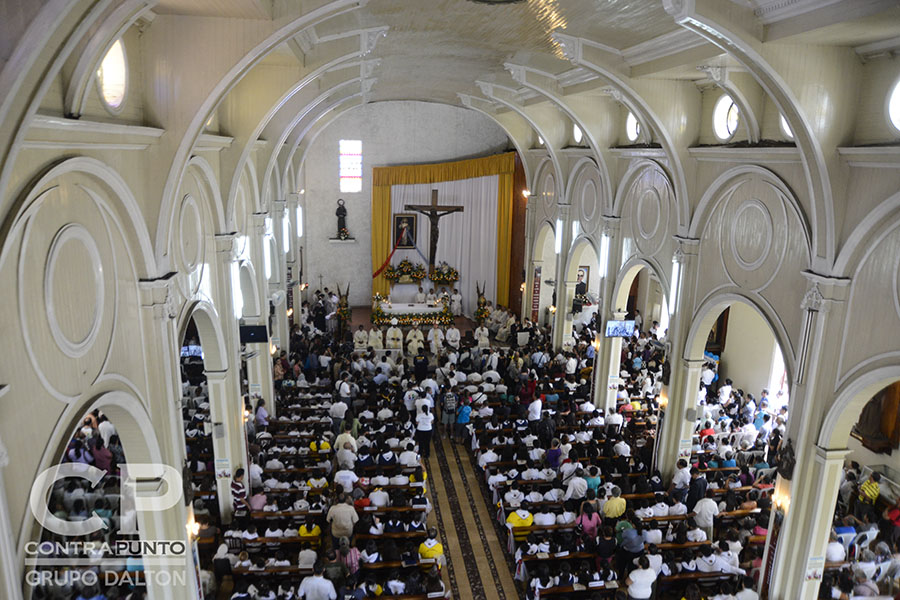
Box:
[722,452,737,468]
[453,400,472,443]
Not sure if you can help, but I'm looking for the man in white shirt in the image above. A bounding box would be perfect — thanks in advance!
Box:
[297,563,337,600]
[734,576,759,600]
[825,532,846,563]
[369,487,390,507]
[563,468,588,502]
[613,438,632,457]
[692,490,720,540]
[333,469,359,494]
[527,397,542,424]
[669,458,691,502]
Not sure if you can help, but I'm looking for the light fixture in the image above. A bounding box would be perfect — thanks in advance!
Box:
[299,283,309,291]
[187,518,200,538]
[283,216,290,254]
[548,305,557,314]
[269,342,277,356]
[522,190,531,199]
[231,262,244,319]
[287,307,294,318]
[299,189,305,195]
[296,206,303,238]
[591,336,601,351]
[520,282,526,292]
[598,233,610,279]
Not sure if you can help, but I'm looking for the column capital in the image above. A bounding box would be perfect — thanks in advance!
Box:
[139,273,179,320]
[600,215,621,236]
[204,370,230,383]
[557,204,572,219]
[272,200,287,213]
[251,212,270,234]
[215,232,240,260]
[672,235,700,263]
[814,446,851,464]
[681,357,707,370]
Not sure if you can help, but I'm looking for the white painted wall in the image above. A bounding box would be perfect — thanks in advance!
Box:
[299,101,510,306]
[719,302,778,397]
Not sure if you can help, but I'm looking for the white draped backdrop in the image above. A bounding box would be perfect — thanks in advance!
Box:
[389,174,499,317]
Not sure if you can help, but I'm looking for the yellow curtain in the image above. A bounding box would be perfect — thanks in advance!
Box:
[371,183,393,296]
[496,170,513,306]
[371,152,516,303]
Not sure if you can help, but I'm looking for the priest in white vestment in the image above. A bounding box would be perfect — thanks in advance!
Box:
[415,287,426,303]
[368,327,384,350]
[496,312,516,343]
[474,324,490,349]
[427,324,445,354]
[353,325,369,351]
[406,324,425,355]
[386,319,404,351]
[450,288,463,316]
[445,325,461,350]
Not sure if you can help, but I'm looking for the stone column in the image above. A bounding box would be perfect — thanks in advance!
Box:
[270,200,290,355]
[247,213,275,414]
[654,237,700,479]
[551,204,574,349]
[603,310,627,411]
[593,217,621,408]
[209,233,250,519]
[137,278,200,600]
[764,276,850,600]
[656,358,704,477]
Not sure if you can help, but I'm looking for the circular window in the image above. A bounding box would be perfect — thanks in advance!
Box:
[713,94,739,141]
[888,79,900,134]
[537,135,545,146]
[96,39,127,112]
[779,114,793,140]
[572,124,583,144]
[625,111,641,142]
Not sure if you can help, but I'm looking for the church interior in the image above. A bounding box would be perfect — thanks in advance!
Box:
[4,1,900,599]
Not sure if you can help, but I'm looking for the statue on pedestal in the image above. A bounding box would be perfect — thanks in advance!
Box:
[335,199,350,240]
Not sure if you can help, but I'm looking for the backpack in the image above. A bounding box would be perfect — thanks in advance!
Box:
[443,392,457,412]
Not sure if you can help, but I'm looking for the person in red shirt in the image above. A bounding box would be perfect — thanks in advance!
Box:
[883,498,900,545]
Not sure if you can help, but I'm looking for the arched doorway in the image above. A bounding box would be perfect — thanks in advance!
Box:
[612,259,671,337]
[23,392,193,600]
[531,221,557,328]
[566,237,601,335]
[177,303,246,523]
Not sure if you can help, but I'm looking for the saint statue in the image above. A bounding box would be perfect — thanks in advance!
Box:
[336,199,348,236]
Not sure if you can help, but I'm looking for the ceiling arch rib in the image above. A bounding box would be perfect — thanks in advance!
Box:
[219,26,387,229]
[476,80,565,200]
[457,93,534,187]
[504,62,613,213]
[552,32,695,236]
[267,78,369,200]
[150,0,369,273]
[663,0,837,271]
[63,0,155,118]
[282,93,366,188]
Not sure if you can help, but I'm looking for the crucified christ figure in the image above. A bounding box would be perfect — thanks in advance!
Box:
[404,189,464,271]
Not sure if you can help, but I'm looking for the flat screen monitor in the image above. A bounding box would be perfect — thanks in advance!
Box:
[240,325,269,344]
[180,345,203,358]
[605,320,635,338]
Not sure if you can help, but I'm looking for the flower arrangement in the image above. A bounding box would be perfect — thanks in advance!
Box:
[384,259,427,283]
[429,262,459,284]
[336,298,351,322]
[337,227,351,240]
[371,303,386,323]
[474,293,490,324]
[371,303,454,326]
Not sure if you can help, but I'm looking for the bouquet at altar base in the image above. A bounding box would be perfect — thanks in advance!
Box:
[428,261,459,284]
[384,259,427,283]
[371,303,454,327]
[371,303,386,323]
[474,292,490,324]
[336,299,351,322]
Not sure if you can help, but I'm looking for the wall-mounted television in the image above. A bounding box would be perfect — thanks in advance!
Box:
[605,320,635,338]
[240,325,269,344]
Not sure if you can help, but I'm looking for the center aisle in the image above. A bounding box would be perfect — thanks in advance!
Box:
[427,433,522,600]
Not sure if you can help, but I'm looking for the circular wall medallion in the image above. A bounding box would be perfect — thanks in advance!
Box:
[730,199,772,270]
[636,188,662,240]
[178,194,203,270]
[580,178,598,229]
[43,224,105,358]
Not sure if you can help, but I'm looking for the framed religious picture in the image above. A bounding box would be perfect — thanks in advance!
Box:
[705,307,730,354]
[394,213,417,249]
[576,266,590,295]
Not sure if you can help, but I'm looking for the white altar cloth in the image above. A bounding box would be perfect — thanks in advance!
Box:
[380,302,443,315]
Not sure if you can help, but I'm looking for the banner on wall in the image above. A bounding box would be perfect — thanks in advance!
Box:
[531,266,542,322]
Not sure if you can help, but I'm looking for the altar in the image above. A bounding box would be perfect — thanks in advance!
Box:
[372,301,453,326]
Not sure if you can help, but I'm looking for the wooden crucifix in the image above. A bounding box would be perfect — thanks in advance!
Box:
[404,189,464,270]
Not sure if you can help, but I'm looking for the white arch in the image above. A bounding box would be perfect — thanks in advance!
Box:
[834,189,900,277]
[178,300,229,373]
[611,256,671,315]
[820,366,900,449]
